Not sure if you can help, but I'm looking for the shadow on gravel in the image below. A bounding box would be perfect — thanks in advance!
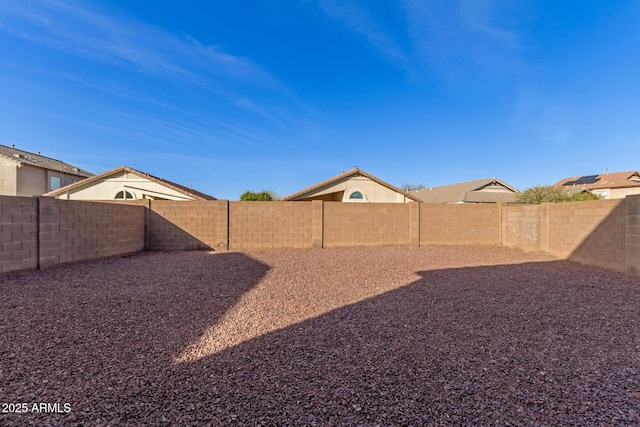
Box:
[2,257,639,426]
[0,251,269,426]
[160,261,640,426]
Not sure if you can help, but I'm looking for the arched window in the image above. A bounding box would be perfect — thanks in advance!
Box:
[349,191,364,200]
[115,190,134,200]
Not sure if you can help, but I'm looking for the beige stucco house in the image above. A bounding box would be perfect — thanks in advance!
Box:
[412,178,519,204]
[553,171,640,199]
[282,168,421,203]
[44,166,215,201]
[0,144,93,196]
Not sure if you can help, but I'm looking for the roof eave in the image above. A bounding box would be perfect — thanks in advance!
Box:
[283,168,421,202]
[44,165,215,200]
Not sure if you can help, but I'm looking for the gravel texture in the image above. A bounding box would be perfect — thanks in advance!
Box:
[1,247,639,426]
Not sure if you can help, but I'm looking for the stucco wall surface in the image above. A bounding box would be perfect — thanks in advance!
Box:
[297,176,412,203]
[54,170,196,201]
[0,158,17,196]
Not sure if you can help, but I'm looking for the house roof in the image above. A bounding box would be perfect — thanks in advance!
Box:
[43,165,216,200]
[282,167,422,202]
[412,178,519,203]
[0,144,93,177]
[553,171,640,190]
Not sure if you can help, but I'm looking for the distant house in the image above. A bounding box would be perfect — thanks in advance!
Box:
[282,168,421,203]
[553,171,640,199]
[0,144,93,196]
[412,178,519,204]
[44,166,216,201]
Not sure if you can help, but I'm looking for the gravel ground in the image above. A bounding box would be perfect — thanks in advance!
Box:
[1,247,639,426]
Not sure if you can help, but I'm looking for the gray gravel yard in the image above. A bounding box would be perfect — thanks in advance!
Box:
[1,247,639,426]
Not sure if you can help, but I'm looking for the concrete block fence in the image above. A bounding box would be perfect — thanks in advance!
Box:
[0,196,145,273]
[1,195,639,275]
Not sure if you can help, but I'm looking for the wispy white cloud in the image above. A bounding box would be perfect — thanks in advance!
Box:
[317,0,526,78]
[0,0,312,134]
[318,0,412,69]
[0,0,273,87]
[457,0,521,49]
[0,84,276,151]
[401,0,525,76]
[233,97,291,132]
[0,0,322,144]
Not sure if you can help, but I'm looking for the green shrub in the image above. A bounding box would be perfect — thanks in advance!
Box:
[568,191,603,202]
[239,190,279,201]
[515,185,601,204]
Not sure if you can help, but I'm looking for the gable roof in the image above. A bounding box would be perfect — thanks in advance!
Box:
[553,171,640,190]
[0,144,93,177]
[282,167,422,202]
[412,178,519,203]
[43,165,216,200]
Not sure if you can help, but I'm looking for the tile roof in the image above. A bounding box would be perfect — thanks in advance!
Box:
[281,167,422,202]
[43,165,216,200]
[553,171,640,190]
[412,178,519,203]
[0,144,93,177]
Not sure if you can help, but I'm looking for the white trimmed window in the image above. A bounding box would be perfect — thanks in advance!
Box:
[115,190,135,200]
[347,190,368,202]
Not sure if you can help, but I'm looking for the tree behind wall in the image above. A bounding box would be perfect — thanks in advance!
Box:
[515,185,601,204]
[239,190,279,201]
[401,183,427,191]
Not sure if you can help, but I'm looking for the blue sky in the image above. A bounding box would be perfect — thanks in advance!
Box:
[1,1,639,200]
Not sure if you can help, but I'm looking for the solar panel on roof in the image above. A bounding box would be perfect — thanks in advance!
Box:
[574,175,600,184]
[562,175,601,186]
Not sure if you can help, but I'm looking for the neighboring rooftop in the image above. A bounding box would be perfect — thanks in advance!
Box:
[0,144,93,177]
[44,165,216,200]
[412,178,519,204]
[282,167,422,202]
[554,171,640,190]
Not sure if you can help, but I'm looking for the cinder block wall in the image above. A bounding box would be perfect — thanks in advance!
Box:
[625,195,640,274]
[149,200,227,250]
[39,198,145,268]
[504,199,628,273]
[504,204,544,252]
[229,201,313,249]
[421,204,501,246]
[0,196,38,273]
[2,195,639,276]
[550,200,625,271]
[323,202,412,248]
